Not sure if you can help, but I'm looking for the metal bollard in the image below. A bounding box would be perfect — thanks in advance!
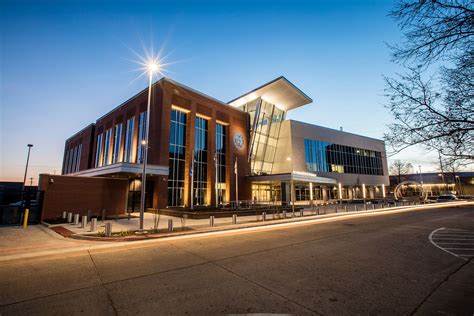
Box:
[81,215,87,228]
[62,211,67,219]
[73,214,79,225]
[232,214,237,225]
[262,212,266,221]
[168,219,173,232]
[300,209,304,217]
[105,222,112,237]
[87,210,92,220]
[90,218,97,232]
[210,216,215,227]
[67,212,73,223]
[282,211,287,218]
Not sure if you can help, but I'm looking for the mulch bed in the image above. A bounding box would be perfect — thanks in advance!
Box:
[50,226,75,237]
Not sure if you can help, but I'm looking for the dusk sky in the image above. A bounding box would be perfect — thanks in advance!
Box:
[1,0,442,184]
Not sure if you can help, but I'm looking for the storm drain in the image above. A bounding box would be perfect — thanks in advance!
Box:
[429,227,474,261]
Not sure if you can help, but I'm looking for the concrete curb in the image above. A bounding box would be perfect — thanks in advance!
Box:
[1,201,471,262]
[67,201,472,242]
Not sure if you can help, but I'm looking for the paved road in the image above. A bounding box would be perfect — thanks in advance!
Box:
[0,205,473,315]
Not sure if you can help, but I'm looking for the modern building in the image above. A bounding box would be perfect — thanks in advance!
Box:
[389,171,474,196]
[62,76,389,211]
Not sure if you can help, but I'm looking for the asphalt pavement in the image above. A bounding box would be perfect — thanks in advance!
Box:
[0,205,473,315]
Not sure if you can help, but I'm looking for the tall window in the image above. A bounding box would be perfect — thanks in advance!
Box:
[216,123,227,204]
[94,133,103,167]
[63,149,70,174]
[168,109,187,207]
[112,123,123,164]
[75,144,82,172]
[193,117,208,206]
[67,148,74,173]
[136,111,147,163]
[123,117,135,163]
[103,128,112,166]
[304,139,383,175]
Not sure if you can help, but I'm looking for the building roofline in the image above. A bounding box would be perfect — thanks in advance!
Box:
[288,119,385,143]
[65,123,95,143]
[227,76,313,106]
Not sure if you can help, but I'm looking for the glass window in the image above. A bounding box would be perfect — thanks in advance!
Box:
[103,128,112,166]
[168,109,187,206]
[193,117,208,206]
[304,138,383,176]
[136,112,147,163]
[112,123,123,164]
[94,133,103,168]
[216,123,227,204]
[123,117,135,163]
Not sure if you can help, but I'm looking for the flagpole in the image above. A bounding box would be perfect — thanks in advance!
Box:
[235,156,239,209]
[214,152,218,208]
[190,156,194,210]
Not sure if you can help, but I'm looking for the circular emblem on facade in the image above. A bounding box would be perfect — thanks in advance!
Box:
[233,132,245,149]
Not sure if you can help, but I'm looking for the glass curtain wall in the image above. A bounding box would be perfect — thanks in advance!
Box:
[168,109,187,207]
[136,112,147,163]
[240,98,285,175]
[123,117,135,163]
[304,139,383,175]
[216,123,227,204]
[112,123,123,164]
[193,117,208,206]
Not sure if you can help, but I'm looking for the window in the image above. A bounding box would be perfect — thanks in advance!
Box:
[304,139,383,175]
[216,123,227,204]
[103,128,112,165]
[136,112,147,163]
[112,123,123,164]
[75,144,82,172]
[94,134,103,167]
[168,109,187,206]
[123,117,135,163]
[193,117,208,206]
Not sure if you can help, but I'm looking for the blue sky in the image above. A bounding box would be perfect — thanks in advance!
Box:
[1,0,440,183]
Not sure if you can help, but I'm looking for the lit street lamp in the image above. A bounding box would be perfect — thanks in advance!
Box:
[139,61,159,231]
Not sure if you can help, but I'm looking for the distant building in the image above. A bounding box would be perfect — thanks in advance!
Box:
[389,172,474,196]
[60,76,390,210]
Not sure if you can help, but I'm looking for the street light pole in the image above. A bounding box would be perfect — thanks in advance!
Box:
[139,64,157,231]
[20,144,33,208]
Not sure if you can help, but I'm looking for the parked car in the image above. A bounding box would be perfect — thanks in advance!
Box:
[436,194,458,202]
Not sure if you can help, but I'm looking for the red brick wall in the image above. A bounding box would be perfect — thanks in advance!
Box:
[38,174,128,220]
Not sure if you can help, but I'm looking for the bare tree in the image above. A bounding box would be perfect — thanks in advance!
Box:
[389,160,414,184]
[385,0,473,165]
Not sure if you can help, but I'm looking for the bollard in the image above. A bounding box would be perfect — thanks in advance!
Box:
[364,204,367,211]
[102,209,106,222]
[87,210,92,220]
[168,219,173,232]
[62,211,67,219]
[300,209,304,217]
[372,204,375,210]
[67,212,73,223]
[22,209,29,228]
[90,218,97,232]
[73,214,79,225]
[355,205,358,212]
[262,212,266,221]
[344,206,347,212]
[105,222,112,237]
[210,216,215,227]
[335,206,338,213]
[81,215,87,228]
[283,211,287,218]
[232,214,237,225]
[317,207,320,215]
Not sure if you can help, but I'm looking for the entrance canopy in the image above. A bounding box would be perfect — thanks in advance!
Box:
[247,172,337,184]
[71,162,168,178]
